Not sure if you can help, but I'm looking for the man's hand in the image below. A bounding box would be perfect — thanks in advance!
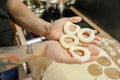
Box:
[46,16,100,43]
[46,16,82,40]
[45,41,99,64]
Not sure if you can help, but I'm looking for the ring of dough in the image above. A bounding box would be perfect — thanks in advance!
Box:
[77,28,95,43]
[64,21,80,35]
[59,34,79,49]
[69,46,90,62]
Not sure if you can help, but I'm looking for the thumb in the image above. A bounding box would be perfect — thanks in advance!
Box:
[67,16,82,23]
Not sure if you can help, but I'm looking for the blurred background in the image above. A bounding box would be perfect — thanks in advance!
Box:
[21,0,120,43]
[73,0,120,42]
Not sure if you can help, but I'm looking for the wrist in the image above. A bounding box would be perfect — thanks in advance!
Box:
[44,40,59,53]
[44,22,51,38]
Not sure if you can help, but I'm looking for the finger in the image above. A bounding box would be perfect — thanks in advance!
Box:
[65,57,83,64]
[59,53,83,64]
[71,58,83,64]
[87,45,100,56]
[94,36,101,41]
[78,42,90,47]
[93,30,98,34]
[90,30,100,40]
[68,56,98,64]
[79,40,99,46]
[73,45,99,56]
[67,16,82,23]
[86,36,101,44]
[88,40,100,44]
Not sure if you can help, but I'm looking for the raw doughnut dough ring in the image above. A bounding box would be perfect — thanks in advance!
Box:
[59,34,79,49]
[64,21,80,35]
[77,28,95,43]
[69,46,90,62]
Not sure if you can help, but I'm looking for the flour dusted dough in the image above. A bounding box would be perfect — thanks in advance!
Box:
[42,61,94,80]
[77,28,95,43]
[96,56,111,66]
[64,21,80,35]
[69,46,90,62]
[87,64,103,76]
[59,34,79,49]
[109,51,116,56]
[104,67,120,79]
[117,59,120,64]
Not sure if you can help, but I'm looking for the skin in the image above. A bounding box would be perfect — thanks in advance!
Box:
[0,41,99,73]
[0,0,100,72]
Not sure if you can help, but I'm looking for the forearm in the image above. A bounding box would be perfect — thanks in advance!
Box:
[0,41,47,73]
[7,0,51,37]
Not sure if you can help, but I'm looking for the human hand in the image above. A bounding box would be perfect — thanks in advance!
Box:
[46,16,100,44]
[44,41,99,64]
[46,16,82,40]
[45,16,100,64]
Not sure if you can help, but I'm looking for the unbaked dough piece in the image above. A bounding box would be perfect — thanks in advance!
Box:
[104,67,120,79]
[64,21,80,35]
[107,47,113,51]
[69,46,90,62]
[96,56,111,66]
[109,51,116,56]
[117,59,120,65]
[87,64,103,76]
[59,34,79,49]
[77,28,95,43]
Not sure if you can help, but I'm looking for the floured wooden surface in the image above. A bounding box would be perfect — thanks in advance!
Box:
[42,38,120,80]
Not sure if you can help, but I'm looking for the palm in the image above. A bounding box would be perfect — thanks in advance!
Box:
[45,41,71,63]
[45,41,99,64]
[46,17,82,40]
